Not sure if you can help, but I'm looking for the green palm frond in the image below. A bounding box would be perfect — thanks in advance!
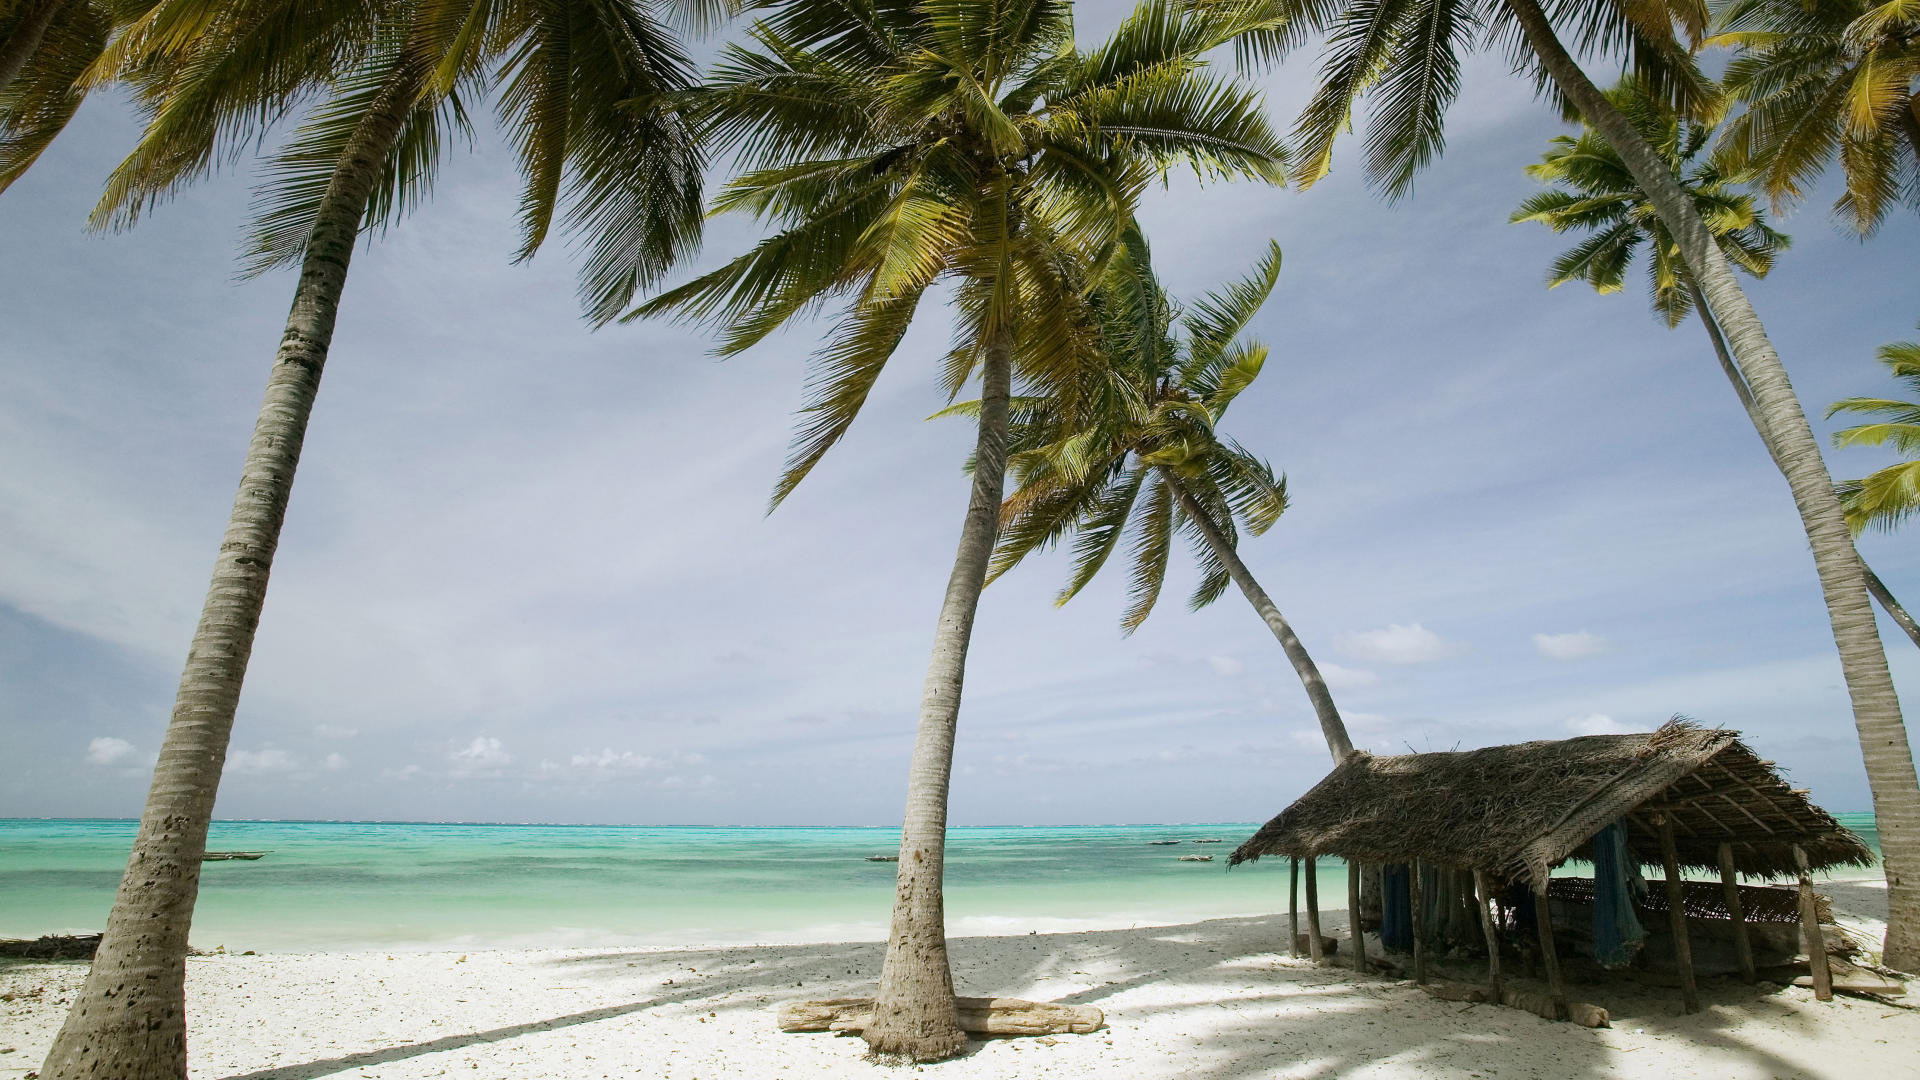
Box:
[967,228,1292,632]
[1712,0,1920,233]
[1829,325,1920,534]
[1513,78,1785,327]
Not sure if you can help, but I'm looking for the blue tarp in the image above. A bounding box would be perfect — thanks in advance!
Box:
[1381,864,1413,951]
[1591,820,1647,968]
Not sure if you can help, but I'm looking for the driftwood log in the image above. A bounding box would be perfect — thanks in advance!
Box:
[777,997,1104,1036]
[1419,980,1610,1028]
[0,934,101,960]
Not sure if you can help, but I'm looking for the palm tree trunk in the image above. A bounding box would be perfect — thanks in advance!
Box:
[862,324,1013,1063]
[0,0,64,92]
[1161,469,1354,762]
[37,82,414,1080]
[1689,280,1920,654]
[1506,0,1920,970]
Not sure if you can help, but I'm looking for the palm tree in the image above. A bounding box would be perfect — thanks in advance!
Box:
[633,0,1287,1059]
[37,2,707,1077]
[1831,329,1920,533]
[960,233,1354,762]
[0,0,155,188]
[1514,80,1920,654]
[1710,0,1920,235]
[1234,0,1920,969]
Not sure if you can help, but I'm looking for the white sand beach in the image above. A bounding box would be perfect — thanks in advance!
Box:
[4,895,1913,1080]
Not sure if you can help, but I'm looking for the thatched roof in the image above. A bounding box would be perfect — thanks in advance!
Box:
[1228,720,1873,884]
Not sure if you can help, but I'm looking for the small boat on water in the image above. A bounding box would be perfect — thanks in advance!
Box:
[1190,838,1223,844]
[203,851,271,861]
[864,855,899,862]
[1147,840,1181,846]
[1178,855,1214,862]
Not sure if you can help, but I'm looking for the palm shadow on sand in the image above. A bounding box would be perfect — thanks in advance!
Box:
[218,913,1837,1080]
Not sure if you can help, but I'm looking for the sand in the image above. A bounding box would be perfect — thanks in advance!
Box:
[4,901,1914,1080]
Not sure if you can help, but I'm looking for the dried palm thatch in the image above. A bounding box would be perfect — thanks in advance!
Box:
[1228,719,1873,884]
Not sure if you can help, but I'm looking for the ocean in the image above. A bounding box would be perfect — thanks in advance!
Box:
[0,815,1880,953]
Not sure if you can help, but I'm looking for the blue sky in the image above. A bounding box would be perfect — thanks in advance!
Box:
[2,4,1917,826]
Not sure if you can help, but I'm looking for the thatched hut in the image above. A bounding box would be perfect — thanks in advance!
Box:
[1230,720,1875,1015]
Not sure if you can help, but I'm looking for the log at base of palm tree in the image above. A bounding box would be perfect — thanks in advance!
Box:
[864,331,1013,1063]
[1497,0,1920,970]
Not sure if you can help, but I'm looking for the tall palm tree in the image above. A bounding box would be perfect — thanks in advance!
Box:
[1231,0,1920,969]
[959,233,1354,762]
[37,2,708,1076]
[1710,0,1920,235]
[1514,79,1920,653]
[0,0,156,187]
[1831,328,1920,533]
[633,0,1287,1058]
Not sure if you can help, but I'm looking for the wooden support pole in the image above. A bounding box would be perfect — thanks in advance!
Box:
[1349,859,1367,973]
[1531,874,1567,1020]
[1305,857,1325,963]
[1410,859,1428,984]
[1655,813,1700,1014]
[1289,857,1301,958]
[1473,869,1503,999]
[1716,841,1756,984]
[1794,844,1832,1001]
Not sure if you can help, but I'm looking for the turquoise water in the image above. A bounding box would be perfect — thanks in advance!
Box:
[0,815,1878,953]
[0,820,1312,952]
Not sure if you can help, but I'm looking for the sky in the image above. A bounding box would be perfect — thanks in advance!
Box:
[2,3,1917,828]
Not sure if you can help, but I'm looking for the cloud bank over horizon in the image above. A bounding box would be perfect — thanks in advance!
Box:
[3,6,1917,826]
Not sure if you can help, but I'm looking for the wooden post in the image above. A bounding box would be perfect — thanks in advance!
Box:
[1304,857,1325,963]
[1349,859,1367,973]
[1655,813,1700,1014]
[1410,859,1428,984]
[1289,857,1301,958]
[1794,844,1832,1001]
[1716,841,1756,984]
[1473,869,1503,998]
[1531,874,1567,1020]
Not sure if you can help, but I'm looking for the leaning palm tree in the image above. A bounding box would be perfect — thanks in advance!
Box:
[38,2,708,1077]
[1225,0,1920,968]
[961,233,1354,762]
[632,0,1287,1058]
[1514,79,1920,653]
[0,0,157,188]
[1710,0,1920,235]
[1831,329,1920,533]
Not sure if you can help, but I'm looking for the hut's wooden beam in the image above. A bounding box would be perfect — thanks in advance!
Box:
[1531,874,1567,1020]
[1305,857,1325,963]
[1473,869,1503,999]
[1349,859,1367,974]
[1410,859,1428,985]
[1655,813,1700,1014]
[1794,844,1833,1001]
[1717,841,1757,983]
[1289,857,1301,959]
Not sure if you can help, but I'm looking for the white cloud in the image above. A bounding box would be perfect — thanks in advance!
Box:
[314,723,358,739]
[1206,656,1245,677]
[570,748,661,771]
[1533,631,1610,661]
[228,748,296,774]
[452,736,510,769]
[1336,623,1464,664]
[323,752,348,770]
[85,737,135,766]
[1319,663,1378,689]
[1564,713,1634,736]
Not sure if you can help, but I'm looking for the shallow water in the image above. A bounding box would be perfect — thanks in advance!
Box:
[0,814,1877,952]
